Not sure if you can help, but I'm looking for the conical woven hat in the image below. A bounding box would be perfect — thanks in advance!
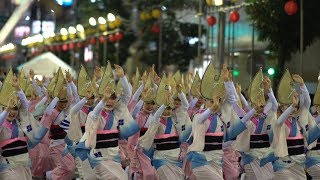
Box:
[277,69,296,105]
[0,69,17,107]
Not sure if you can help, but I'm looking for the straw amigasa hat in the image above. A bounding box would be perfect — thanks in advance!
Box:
[132,67,141,94]
[19,68,28,92]
[98,61,116,97]
[248,68,266,106]
[277,69,296,105]
[53,68,68,101]
[172,70,186,100]
[78,65,97,98]
[200,61,225,100]
[155,73,174,108]
[0,69,18,107]
[313,73,320,106]
[141,73,156,102]
[190,71,202,98]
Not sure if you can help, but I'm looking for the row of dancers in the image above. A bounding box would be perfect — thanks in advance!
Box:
[0,61,319,180]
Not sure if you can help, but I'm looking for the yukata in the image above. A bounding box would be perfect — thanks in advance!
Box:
[185,81,251,180]
[138,92,192,180]
[235,89,278,180]
[306,115,320,179]
[272,84,320,179]
[39,86,76,180]
[0,91,49,179]
[20,92,54,178]
[75,77,140,180]
[65,96,97,180]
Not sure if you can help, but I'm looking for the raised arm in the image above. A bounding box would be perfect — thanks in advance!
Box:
[70,81,80,103]
[45,97,59,115]
[32,79,44,97]
[0,110,9,126]
[265,89,278,113]
[225,81,238,104]
[153,105,166,123]
[17,90,30,110]
[292,74,311,109]
[198,109,213,124]
[240,108,256,124]
[178,92,189,111]
[71,97,87,114]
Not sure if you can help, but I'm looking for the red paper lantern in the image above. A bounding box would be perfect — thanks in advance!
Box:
[77,42,83,49]
[99,36,106,43]
[151,24,160,34]
[62,44,68,51]
[229,11,240,23]
[49,46,54,51]
[55,45,61,51]
[108,34,116,42]
[115,32,124,41]
[69,43,75,50]
[207,16,216,26]
[285,1,298,15]
[90,38,97,45]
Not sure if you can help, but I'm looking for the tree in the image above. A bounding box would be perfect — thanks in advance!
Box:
[245,0,320,85]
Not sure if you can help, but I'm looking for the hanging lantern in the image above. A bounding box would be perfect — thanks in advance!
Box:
[151,23,160,34]
[285,1,298,15]
[56,45,61,51]
[77,42,83,49]
[99,36,106,43]
[90,37,96,45]
[99,24,107,31]
[151,9,161,19]
[108,21,116,29]
[229,11,240,23]
[140,11,147,21]
[69,43,75,50]
[207,16,216,26]
[62,44,68,51]
[206,0,213,6]
[49,46,54,51]
[114,18,122,27]
[115,32,124,41]
[108,34,116,42]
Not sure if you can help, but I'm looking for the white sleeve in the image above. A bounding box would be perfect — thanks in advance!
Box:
[241,108,256,124]
[300,84,311,109]
[264,89,278,113]
[17,90,30,110]
[240,93,251,111]
[179,92,189,111]
[132,84,144,103]
[0,110,9,126]
[71,97,87,114]
[153,105,166,123]
[92,100,105,120]
[189,97,198,109]
[277,106,294,126]
[70,81,80,103]
[225,81,237,104]
[198,109,213,124]
[45,97,59,115]
[119,77,131,105]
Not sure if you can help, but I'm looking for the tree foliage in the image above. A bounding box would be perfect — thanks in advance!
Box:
[245,0,320,83]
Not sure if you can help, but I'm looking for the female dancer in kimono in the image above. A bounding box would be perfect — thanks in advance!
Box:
[0,71,53,179]
[235,70,278,180]
[38,69,76,180]
[127,73,159,180]
[272,71,318,179]
[138,74,192,180]
[304,77,320,179]
[187,72,205,119]
[17,75,54,179]
[65,65,98,180]
[185,63,249,180]
[75,64,140,180]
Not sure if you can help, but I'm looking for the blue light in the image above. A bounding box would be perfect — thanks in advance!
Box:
[56,0,74,7]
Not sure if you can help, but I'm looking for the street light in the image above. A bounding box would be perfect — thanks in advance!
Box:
[89,17,96,26]
[60,28,68,36]
[76,24,84,32]
[267,68,275,76]
[107,13,115,22]
[98,17,106,24]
